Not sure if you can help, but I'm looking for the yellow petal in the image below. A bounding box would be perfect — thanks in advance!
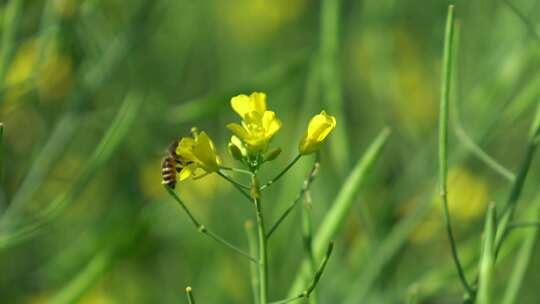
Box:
[179,164,196,181]
[230,92,267,118]
[176,137,195,159]
[193,131,220,172]
[307,111,336,141]
[262,111,281,138]
[231,94,251,118]
[227,123,251,142]
[249,92,267,114]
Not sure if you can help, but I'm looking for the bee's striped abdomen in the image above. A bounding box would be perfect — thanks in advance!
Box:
[161,155,179,189]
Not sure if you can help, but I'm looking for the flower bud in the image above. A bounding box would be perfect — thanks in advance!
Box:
[298,111,336,155]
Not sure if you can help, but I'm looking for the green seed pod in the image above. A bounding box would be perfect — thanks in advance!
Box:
[264,148,282,162]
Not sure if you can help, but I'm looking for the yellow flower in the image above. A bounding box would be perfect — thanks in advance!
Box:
[227,92,281,152]
[176,130,221,180]
[298,111,336,155]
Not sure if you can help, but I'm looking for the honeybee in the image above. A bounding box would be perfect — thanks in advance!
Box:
[161,141,181,189]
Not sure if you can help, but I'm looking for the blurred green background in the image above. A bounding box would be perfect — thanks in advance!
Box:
[1,0,540,303]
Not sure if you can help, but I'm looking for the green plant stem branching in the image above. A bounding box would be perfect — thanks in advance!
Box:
[260,155,301,191]
[438,5,473,297]
[217,171,253,202]
[270,242,333,304]
[165,187,257,263]
[217,171,251,190]
[266,159,320,239]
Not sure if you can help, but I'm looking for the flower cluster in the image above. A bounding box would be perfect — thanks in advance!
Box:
[161,91,336,186]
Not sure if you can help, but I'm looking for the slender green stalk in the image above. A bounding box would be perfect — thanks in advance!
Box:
[0,0,23,92]
[266,159,320,239]
[495,102,540,266]
[185,287,195,304]
[217,171,251,190]
[260,155,301,191]
[251,175,268,304]
[477,204,496,304]
[165,187,257,263]
[220,166,254,176]
[217,171,253,202]
[495,140,538,257]
[438,5,473,296]
[288,128,390,296]
[271,243,333,304]
[245,220,260,304]
[502,196,540,304]
[301,191,318,304]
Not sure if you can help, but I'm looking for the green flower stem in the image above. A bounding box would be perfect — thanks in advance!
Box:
[266,159,320,239]
[438,5,473,297]
[217,171,251,190]
[494,140,538,259]
[165,187,257,263]
[301,191,318,304]
[217,171,253,202]
[245,220,260,304]
[251,175,268,304]
[220,166,254,176]
[185,287,195,304]
[270,242,333,304]
[260,154,301,191]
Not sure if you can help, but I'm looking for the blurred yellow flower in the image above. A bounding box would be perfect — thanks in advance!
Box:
[216,0,307,45]
[406,167,490,243]
[227,92,281,153]
[443,167,490,220]
[176,130,221,177]
[298,111,336,155]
